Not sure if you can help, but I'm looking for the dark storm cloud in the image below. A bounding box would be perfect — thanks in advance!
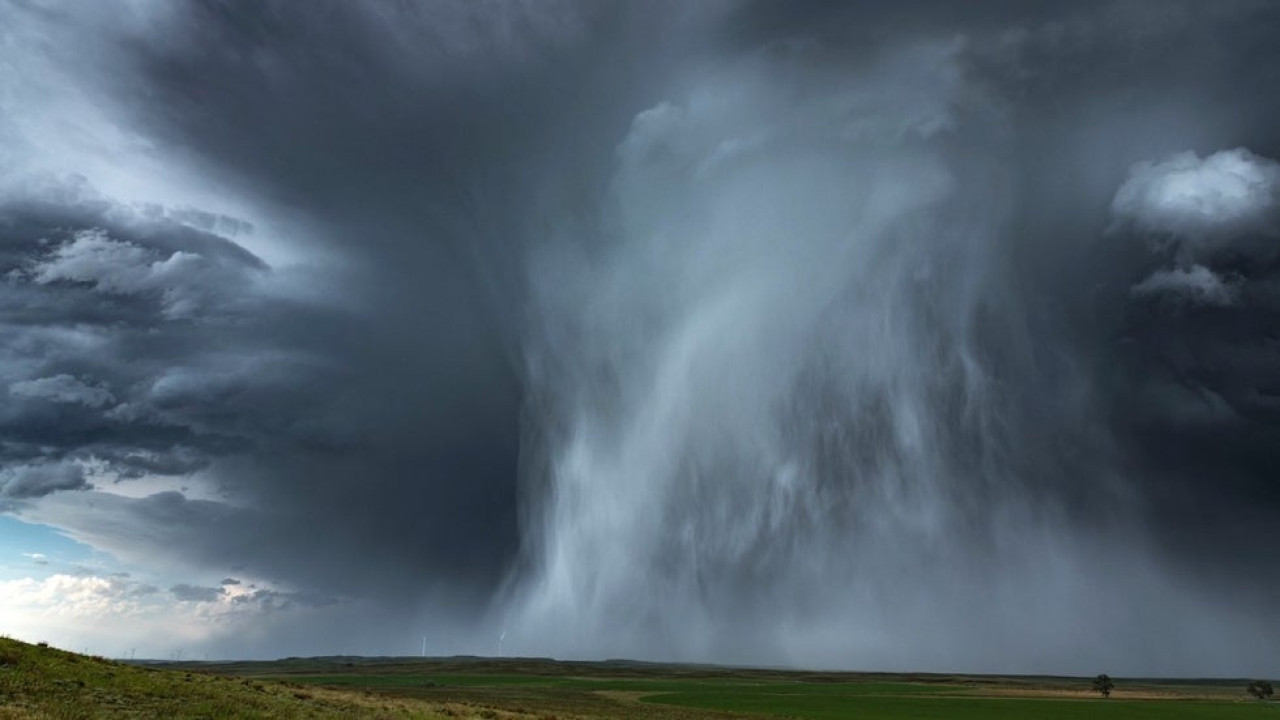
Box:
[10,375,116,408]
[0,178,524,615]
[0,460,88,500]
[496,0,1280,672]
[170,583,223,603]
[2,0,710,613]
[0,0,706,653]
[1105,148,1280,580]
[3,0,1280,673]
[991,2,1280,601]
[1,185,284,479]
[875,1,1280,566]
[229,587,337,612]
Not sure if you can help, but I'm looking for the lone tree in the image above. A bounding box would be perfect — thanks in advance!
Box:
[1247,680,1274,700]
[1092,673,1115,698]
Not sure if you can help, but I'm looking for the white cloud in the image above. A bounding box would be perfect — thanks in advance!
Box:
[28,229,154,292]
[0,571,348,658]
[22,552,48,565]
[10,374,115,408]
[25,229,259,319]
[0,574,158,619]
[1111,148,1280,258]
[1131,264,1238,306]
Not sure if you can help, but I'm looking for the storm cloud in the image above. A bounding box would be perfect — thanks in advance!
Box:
[2,0,1279,674]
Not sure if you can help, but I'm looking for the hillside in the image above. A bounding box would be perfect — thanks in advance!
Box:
[0,637,484,719]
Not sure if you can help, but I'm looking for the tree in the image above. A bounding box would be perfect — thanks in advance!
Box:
[1092,673,1114,698]
[1247,680,1274,700]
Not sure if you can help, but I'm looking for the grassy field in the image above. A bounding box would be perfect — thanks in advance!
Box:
[2,636,1275,718]
[0,637,455,719]
[193,654,1274,719]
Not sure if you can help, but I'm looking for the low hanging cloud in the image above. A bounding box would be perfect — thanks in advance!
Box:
[1130,264,1239,306]
[169,583,225,603]
[0,184,294,492]
[10,374,116,408]
[0,461,89,500]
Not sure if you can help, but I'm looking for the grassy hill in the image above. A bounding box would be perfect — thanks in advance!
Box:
[0,637,489,719]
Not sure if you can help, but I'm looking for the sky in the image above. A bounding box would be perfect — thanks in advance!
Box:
[1,0,1278,676]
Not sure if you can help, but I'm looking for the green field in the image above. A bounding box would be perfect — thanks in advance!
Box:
[648,690,1268,719]
[208,654,1274,719]
[2,636,1275,718]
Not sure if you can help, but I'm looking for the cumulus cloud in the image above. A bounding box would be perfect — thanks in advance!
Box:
[0,574,159,619]
[1111,148,1280,258]
[0,570,359,658]
[10,374,115,408]
[5,571,317,622]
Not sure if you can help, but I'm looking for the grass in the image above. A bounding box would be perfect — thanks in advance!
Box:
[646,689,1270,719]
[0,636,474,719]
[201,654,1276,719]
[3,636,1276,718]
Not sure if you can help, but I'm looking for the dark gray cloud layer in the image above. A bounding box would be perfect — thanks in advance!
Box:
[2,0,1279,674]
[0,175,517,613]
